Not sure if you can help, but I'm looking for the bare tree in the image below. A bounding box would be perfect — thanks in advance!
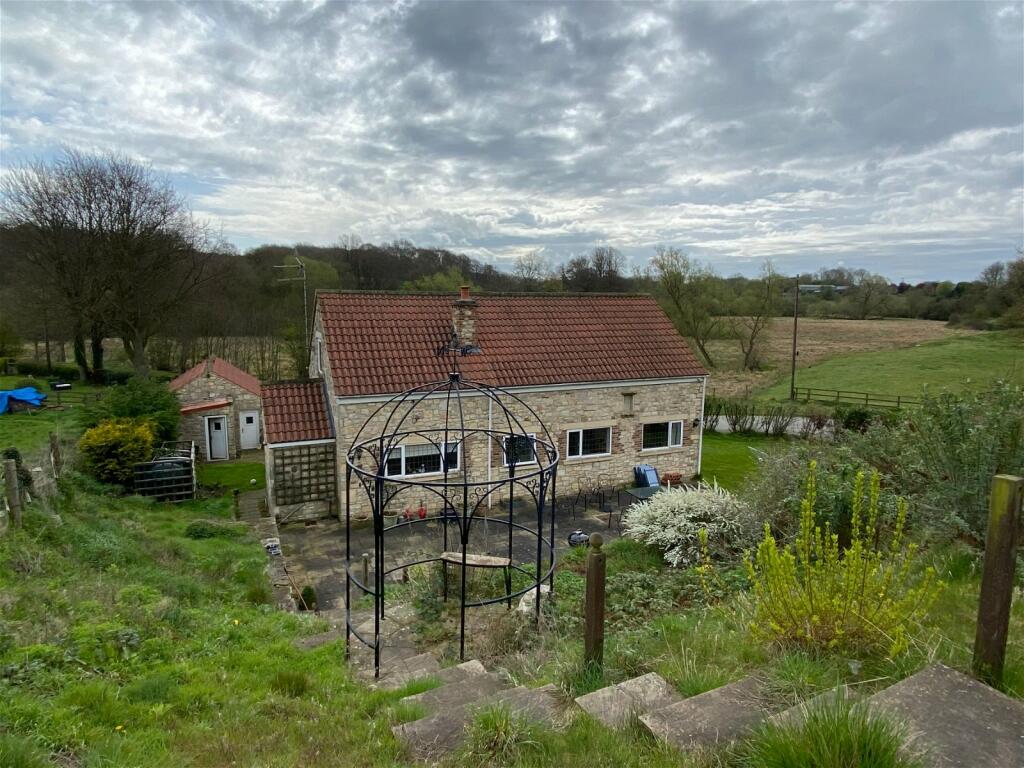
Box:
[1,150,221,379]
[730,262,781,370]
[651,246,722,367]
[981,261,1007,289]
[513,249,550,290]
[1,152,114,380]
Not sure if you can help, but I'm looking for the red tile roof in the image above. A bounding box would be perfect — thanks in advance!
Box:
[262,381,334,444]
[318,292,707,397]
[179,398,231,415]
[168,357,261,396]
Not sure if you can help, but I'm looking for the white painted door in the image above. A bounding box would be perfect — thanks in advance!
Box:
[239,410,260,450]
[207,416,229,460]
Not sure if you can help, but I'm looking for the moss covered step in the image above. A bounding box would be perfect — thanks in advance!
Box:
[575,672,683,728]
[639,676,770,748]
[868,663,1024,768]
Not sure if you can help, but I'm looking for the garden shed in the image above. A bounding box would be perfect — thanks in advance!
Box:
[261,380,336,523]
[168,357,263,461]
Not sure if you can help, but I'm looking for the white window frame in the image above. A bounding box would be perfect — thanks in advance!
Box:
[566,426,612,459]
[384,442,460,478]
[314,332,324,376]
[502,433,537,467]
[641,420,684,451]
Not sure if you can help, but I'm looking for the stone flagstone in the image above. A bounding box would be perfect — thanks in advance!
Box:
[768,685,858,729]
[640,676,768,749]
[869,663,1024,768]
[575,672,682,728]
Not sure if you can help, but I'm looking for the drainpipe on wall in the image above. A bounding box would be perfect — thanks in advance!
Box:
[487,396,493,510]
[696,376,707,477]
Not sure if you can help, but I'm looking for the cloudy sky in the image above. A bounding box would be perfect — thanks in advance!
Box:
[1,1,1021,281]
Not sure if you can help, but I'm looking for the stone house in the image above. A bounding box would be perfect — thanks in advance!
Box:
[168,357,263,461]
[262,288,707,523]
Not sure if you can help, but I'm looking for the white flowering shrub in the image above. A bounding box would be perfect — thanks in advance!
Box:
[622,484,757,567]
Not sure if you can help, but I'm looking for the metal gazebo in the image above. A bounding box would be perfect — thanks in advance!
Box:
[344,370,559,678]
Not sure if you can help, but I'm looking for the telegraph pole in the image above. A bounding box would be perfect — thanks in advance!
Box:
[274,250,309,359]
[789,277,800,401]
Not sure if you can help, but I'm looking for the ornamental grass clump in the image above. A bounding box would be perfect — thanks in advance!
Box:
[745,461,940,656]
[623,483,756,567]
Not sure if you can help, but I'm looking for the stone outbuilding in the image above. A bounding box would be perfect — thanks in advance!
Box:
[169,357,263,461]
[261,381,336,523]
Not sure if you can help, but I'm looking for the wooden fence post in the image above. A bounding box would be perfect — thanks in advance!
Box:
[49,432,62,479]
[3,459,22,528]
[585,533,607,669]
[973,474,1024,686]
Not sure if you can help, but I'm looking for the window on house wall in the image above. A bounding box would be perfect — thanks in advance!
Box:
[642,421,683,450]
[566,427,611,458]
[502,434,537,467]
[622,393,635,415]
[384,442,460,477]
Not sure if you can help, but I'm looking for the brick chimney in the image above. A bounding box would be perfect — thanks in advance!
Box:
[452,286,478,347]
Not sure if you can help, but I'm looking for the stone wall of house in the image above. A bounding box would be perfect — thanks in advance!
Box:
[173,374,262,461]
[332,377,706,519]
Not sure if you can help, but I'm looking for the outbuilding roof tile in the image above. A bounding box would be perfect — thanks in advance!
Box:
[261,381,334,444]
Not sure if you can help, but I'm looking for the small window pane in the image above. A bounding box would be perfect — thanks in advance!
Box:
[385,450,403,477]
[504,435,536,466]
[445,442,459,471]
[568,431,581,457]
[643,422,669,450]
[670,421,683,446]
[580,427,609,456]
[404,443,442,475]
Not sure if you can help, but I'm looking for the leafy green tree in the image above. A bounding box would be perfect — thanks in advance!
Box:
[401,267,477,292]
[652,246,722,367]
[87,378,180,441]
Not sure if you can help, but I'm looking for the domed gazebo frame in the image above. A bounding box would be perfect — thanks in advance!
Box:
[344,371,559,678]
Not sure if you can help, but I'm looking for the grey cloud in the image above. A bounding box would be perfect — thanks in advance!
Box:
[1,0,1021,281]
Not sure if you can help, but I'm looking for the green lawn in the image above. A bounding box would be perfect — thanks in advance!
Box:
[759,329,1023,400]
[196,461,266,493]
[0,375,106,456]
[700,432,786,490]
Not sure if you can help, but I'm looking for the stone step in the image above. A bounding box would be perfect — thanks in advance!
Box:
[490,683,562,723]
[401,672,507,711]
[868,663,1024,768]
[435,659,488,686]
[640,676,767,749]
[575,672,683,729]
[768,685,857,729]
[370,652,441,691]
[392,681,559,761]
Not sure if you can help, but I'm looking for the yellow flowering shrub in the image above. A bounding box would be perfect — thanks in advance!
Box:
[745,461,940,656]
[78,418,155,487]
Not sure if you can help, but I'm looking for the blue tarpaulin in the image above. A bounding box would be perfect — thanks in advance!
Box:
[0,387,47,414]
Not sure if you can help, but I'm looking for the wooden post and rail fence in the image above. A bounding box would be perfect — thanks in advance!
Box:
[791,386,921,409]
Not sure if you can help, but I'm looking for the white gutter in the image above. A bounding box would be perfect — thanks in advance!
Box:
[265,437,336,449]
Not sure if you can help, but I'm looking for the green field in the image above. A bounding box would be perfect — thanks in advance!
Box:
[700,432,785,490]
[0,375,106,456]
[759,330,1023,401]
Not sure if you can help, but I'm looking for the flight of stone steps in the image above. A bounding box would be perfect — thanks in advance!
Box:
[368,652,562,761]
[574,663,1024,767]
